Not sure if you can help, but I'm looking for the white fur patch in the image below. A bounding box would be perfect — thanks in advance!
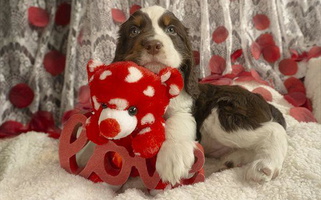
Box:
[99,70,112,80]
[161,71,171,83]
[143,86,155,97]
[108,98,128,110]
[141,113,155,125]
[169,84,180,96]
[89,60,104,72]
[125,67,143,83]
[138,127,151,135]
[92,96,100,110]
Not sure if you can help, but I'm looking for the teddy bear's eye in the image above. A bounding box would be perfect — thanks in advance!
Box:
[128,106,138,116]
[101,103,108,109]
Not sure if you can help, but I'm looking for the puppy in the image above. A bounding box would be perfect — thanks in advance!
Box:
[113,5,199,185]
[113,5,288,183]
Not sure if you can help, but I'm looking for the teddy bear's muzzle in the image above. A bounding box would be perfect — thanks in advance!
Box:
[99,118,121,138]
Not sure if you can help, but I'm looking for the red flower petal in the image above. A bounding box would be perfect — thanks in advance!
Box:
[250,69,269,85]
[251,42,261,60]
[212,26,229,44]
[231,49,243,63]
[232,64,245,75]
[28,7,49,27]
[284,92,306,107]
[253,14,270,30]
[200,74,222,83]
[235,76,255,82]
[284,77,306,94]
[308,46,321,59]
[43,50,66,76]
[193,50,200,66]
[28,111,55,132]
[130,4,142,15]
[302,98,313,112]
[256,33,275,49]
[210,78,233,86]
[9,83,34,108]
[252,87,273,101]
[208,55,226,75]
[111,8,126,23]
[279,59,298,76]
[55,3,71,26]
[0,121,25,138]
[262,45,280,63]
[290,107,317,123]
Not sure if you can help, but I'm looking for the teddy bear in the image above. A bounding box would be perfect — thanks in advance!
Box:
[85,60,183,158]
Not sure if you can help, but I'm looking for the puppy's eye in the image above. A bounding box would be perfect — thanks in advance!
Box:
[165,25,177,35]
[128,106,138,116]
[129,26,141,37]
[101,103,108,109]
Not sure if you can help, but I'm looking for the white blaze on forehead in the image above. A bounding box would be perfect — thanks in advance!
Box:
[99,70,112,80]
[140,6,182,69]
[89,60,104,72]
[143,86,155,97]
[92,96,100,110]
[169,84,180,96]
[109,98,128,110]
[161,71,171,83]
[141,113,155,125]
[125,67,143,83]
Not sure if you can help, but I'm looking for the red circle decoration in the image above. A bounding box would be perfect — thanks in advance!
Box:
[253,14,270,30]
[279,59,298,75]
[284,77,306,94]
[208,55,226,75]
[308,46,321,59]
[289,107,317,123]
[251,42,262,60]
[252,87,272,101]
[111,8,126,23]
[212,26,229,44]
[28,7,50,27]
[284,92,307,107]
[55,3,71,26]
[262,45,280,63]
[9,83,34,108]
[43,50,66,76]
[28,111,55,132]
[130,4,142,15]
[256,33,275,48]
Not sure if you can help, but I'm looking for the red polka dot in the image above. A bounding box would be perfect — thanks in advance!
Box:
[252,87,272,101]
[28,7,49,27]
[231,49,243,63]
[284,77,306,94]
[284,92,306,107]
[208,55,226,75]
[9,83,34,108]
[308,46,321,59]
[262,45,280,63]
[212,26,229,44]
[43,50,66,76]
[111,8,126,23]
[250,42,261,60]
[193,51,200,66]
[130,4,141,15]
[253,14,270,30]
[279,59,298,76]
[55,3,71,26]
[289,107,317,123]
[256,33,275,48]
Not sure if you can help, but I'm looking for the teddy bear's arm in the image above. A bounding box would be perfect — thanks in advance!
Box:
[131,123,166,158]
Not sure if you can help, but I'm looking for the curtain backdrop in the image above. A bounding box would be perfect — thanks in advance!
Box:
[0,0,320,131]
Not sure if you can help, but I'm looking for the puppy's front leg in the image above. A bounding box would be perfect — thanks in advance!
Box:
[156,91,197,185]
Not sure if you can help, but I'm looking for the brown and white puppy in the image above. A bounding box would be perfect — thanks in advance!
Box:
[113,5,288,184]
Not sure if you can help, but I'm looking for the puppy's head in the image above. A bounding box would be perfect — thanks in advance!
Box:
[113,6,199,99]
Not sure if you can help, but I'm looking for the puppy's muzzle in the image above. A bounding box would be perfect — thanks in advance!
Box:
[144,40,163,55]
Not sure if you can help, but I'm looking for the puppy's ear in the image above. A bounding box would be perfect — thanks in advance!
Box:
[159,67,184,99]
[86,59,104,81]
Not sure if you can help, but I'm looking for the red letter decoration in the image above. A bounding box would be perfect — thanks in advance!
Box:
[59,114,205,190]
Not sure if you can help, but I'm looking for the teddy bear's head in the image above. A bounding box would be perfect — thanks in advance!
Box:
[85,60,183,144]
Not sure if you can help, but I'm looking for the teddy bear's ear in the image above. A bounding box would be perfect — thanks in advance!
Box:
[86,59,105,81]
[159,67,184,98]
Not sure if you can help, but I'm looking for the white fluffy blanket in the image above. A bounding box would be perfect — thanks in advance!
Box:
[1,74,321,200]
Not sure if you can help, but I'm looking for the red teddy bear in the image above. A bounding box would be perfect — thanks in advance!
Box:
[85,60,183,158]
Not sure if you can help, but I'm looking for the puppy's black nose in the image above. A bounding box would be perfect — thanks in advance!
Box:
[144,40,163,55]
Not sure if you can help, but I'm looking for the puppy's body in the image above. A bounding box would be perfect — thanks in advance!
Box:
[113,5,288,184]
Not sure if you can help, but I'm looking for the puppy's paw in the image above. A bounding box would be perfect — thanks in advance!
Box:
[156,140,196,185]
[245,159,282,183]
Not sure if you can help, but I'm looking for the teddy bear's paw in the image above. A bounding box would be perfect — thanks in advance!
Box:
[156,140,196,185]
